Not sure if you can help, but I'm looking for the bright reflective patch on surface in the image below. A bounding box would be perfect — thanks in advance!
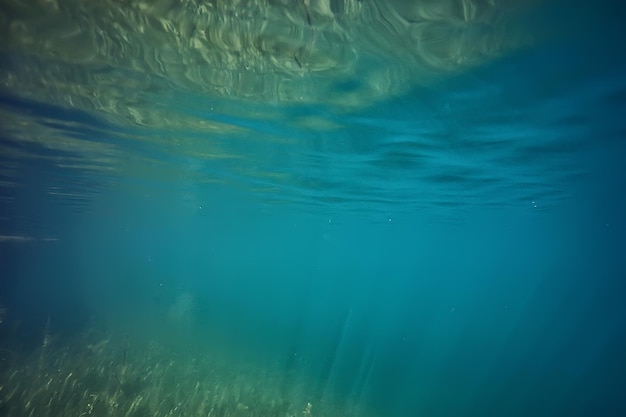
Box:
[0,0,530,124]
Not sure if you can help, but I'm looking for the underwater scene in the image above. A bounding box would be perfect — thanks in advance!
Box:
[1,0,625,416]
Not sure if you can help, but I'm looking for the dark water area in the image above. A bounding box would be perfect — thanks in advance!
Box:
[2,1,626,417]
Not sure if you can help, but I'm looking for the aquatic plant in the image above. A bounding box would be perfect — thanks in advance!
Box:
[0,328,370,417]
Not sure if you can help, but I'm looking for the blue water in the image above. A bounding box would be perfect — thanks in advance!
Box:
[1,1,626,417]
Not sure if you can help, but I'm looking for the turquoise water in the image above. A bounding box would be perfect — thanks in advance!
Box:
[1,1,626,416]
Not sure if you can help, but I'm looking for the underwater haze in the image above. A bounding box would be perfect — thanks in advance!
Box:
[1,0,626,416]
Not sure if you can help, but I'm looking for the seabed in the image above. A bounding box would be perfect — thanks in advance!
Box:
[0,328,365,417]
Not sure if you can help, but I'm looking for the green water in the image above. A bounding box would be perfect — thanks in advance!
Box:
[1,1,626,416]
